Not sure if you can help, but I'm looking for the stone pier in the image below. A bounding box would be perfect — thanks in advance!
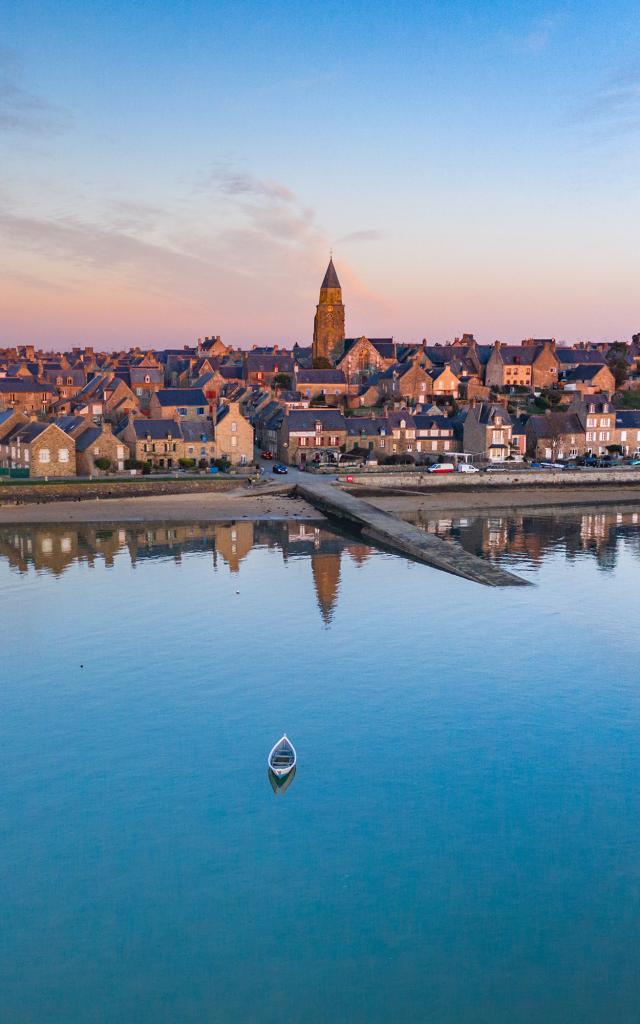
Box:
[296,479,530,587]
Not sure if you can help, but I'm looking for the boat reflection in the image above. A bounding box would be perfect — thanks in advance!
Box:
[268,764,297,795]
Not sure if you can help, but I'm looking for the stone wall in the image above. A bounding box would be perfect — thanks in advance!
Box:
[0,476,243,505]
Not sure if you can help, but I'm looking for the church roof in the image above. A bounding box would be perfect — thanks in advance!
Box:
[321,258,341,290]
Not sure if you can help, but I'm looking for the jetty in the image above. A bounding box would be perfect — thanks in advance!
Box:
[296,479,530,587]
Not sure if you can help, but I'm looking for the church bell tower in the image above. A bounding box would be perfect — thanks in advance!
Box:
[312,257,345,366]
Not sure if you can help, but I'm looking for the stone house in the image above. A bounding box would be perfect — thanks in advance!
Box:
[614,411,640,456]
[2,421,76,477]
[244,352,295,387]
[429,364,461,399]
[378,362,433,404]
[294,368,349,403]
[119,418,185,469]
[0,378,57,415]
[214,401,254,465]
[277,409,347,466]
[463,403,515,461]
[561,364,616,396]
[413,414,460,456]
[73,422,128,475]
[149,388,209,420]
[526,411,586,461]
[576,397,615,455]
[485,341,559,391]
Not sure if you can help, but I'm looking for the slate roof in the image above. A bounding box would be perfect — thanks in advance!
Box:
[155,388,207,407]
[0,378,55,394]
[181,420,215,441]
[343,338,395,360]
[527,412,584,438]
[321,258,341,290]
[285,409,346,431]
[556,349,606,366]
[131,419,183,440]
[296,369,346,384]
[615,411,640,429]
[563,364,610,382]
[74,427,102,452]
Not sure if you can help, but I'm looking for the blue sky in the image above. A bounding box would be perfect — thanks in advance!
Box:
[1,0,639,348]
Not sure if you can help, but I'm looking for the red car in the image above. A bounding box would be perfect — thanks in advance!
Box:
[261,450,274,460]
[427,462,455,474]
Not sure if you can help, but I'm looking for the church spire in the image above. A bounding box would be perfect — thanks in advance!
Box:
[321,257,341,290]
[313,257,345,366]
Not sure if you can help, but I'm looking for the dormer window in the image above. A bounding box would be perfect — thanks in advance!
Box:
[400,419,406,429]
[144,374,151,384]
[315,422,322,432]
[56,376,63,386]
[589,404,595,414]
[66,377,73,386]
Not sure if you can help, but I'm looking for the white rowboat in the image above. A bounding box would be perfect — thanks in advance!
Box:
[268,735,296,778]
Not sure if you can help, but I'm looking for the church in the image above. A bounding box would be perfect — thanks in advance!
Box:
[312,258,396,378]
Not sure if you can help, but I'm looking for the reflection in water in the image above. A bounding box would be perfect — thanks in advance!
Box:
[0,521,371,626]
[407,506,640,573]
[268,764,297,795]
[2,507,640,625]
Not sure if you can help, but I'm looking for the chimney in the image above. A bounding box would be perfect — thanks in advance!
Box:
[103,421,112,434]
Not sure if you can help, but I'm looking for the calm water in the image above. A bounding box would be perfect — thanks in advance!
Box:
[1,513,639,1024]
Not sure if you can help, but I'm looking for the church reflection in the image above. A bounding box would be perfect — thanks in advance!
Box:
[2,508,640,619]
[0,520,371,625]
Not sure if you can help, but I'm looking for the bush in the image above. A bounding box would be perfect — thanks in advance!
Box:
[94,457,111,471]
[141,461,152,475]
[178,457,196,469]
[213,457,231,472]
[124,458,142,470]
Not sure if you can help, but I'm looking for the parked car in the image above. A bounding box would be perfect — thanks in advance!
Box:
[629,459,640,466]
[456,463,479,473]
[272,463,288,474]
[428,462,455,474]
[261,450,274,460]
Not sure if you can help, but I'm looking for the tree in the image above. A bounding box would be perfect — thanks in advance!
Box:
[606,341,629,389]
[94,456,111,471]
[273,373,292,390]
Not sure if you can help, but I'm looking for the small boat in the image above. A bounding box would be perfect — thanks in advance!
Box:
[268,734,296,778]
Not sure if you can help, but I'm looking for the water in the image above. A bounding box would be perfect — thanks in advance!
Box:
[1,513,639,1024]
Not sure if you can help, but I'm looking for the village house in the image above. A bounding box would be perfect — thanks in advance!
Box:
[561,363,616,396]
[378,362,433,404]
[429,364,461,399]
[463,403,515,461]
[614,411,640,456]
[70,421,128,475]
[294,368,349,404]
[484,340,559,391]
[119,418,186,469]
[244,351,295,387]
[149,388,209,420]
[214,401,254,465]
[277,409,347,466]
[1,420,76,477]
[572,396,615,456]
[0,378,57,415]
[413,414,461,456]
[526,411,586,461]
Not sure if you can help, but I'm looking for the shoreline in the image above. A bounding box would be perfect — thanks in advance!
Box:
[1,480,640,524]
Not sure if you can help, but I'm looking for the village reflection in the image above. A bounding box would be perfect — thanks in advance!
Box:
[408,506,640,572]
[2,508,640,621]
[0,520,371,626]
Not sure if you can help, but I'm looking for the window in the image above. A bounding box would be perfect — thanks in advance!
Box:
[117,446,125,458]
[586,417,596,428]
[621,431,628,441]
[299,437,308,447]
[144,375,151,384]
[492,430,503,443]
[177,407,187,416]
[231,421,237,432]
[136,387,142,396]
[197,407,205,415]
[601,418,611,427]
[599,431,610,442]
[39,448,50,463]
[586,431,595,442]
[66,377,73,386]
[231,436,237,447]
[329,436,339,446]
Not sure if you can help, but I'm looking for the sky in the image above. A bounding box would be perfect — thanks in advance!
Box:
[1,0,639,350]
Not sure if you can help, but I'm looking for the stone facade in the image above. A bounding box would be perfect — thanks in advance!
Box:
[312,259,345,365]
[214,401,254,465]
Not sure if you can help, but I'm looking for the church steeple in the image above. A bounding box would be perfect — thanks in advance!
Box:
[321,257,341,290]
[313,257,345,366]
